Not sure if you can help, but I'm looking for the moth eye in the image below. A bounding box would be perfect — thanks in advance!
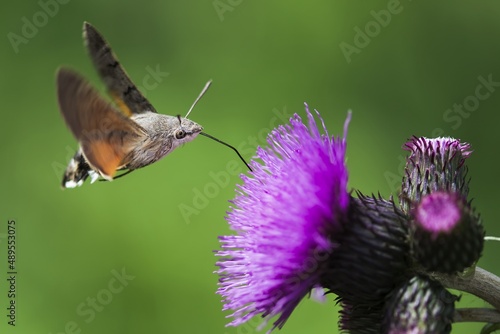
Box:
[175,130,187,139]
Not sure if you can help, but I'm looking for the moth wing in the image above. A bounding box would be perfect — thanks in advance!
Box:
[56,67,146,179]
[83,21,157,116]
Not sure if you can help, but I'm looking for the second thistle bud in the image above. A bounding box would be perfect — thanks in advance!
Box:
[411,191,484,274]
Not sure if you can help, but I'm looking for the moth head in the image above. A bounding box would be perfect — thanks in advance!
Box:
[174,115,203,145]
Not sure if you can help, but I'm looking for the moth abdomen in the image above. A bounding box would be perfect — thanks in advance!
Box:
[62,149,98,188]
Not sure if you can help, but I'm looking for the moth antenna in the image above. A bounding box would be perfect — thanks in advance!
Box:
[185,80,212,119]
[185,80,251,171]
[200,132,252,172]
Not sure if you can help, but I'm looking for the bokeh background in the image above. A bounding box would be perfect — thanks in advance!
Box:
[1,1,500,333]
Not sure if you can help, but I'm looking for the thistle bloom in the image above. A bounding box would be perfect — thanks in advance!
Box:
[215,108,493,333]
[215,104,350,331]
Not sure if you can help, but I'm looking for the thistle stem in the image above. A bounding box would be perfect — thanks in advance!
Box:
[453,308,500,323]
[434,267,500,311]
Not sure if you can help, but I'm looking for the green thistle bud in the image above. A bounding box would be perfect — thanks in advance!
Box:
[383,275,457,334]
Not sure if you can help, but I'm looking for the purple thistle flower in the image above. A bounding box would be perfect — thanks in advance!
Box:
[215,104,351,332]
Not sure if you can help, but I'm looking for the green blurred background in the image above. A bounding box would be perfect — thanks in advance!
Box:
[1,1,499,333]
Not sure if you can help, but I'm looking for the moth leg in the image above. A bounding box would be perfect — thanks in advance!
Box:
[98,169,134,182]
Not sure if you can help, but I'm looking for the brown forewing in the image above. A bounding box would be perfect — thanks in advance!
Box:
[57,68,146,179]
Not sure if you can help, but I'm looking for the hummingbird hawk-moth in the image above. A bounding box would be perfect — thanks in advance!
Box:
[57,22,250,188]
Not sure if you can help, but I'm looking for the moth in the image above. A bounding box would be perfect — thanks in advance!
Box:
[57,22,250,188]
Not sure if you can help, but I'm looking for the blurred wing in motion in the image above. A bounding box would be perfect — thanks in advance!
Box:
[57,67,146,179]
